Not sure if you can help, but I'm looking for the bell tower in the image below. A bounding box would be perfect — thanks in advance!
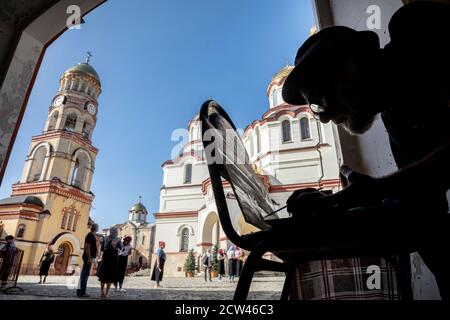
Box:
[19,53,100,190]
[3,54,102,274]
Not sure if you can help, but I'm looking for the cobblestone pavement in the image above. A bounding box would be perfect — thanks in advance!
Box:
[0,275,284,300]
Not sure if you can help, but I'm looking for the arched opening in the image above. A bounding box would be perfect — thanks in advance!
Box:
[61,206,79,231]
[300,117,311,140]
[282,120,292,142]
[255,127,261,154]
[54,242,72,276]
[27,146,47,182]
[47,111,59,131]
[272,88,279,106]
[61,211,68,229]
[64,113,77,132]
[202,212,220,253]
[16,224,26,239]
[71,151,90,189]
[82,120,92,140]
[248,134,254,156]
[180,227,189,252]
[184,163,192,184]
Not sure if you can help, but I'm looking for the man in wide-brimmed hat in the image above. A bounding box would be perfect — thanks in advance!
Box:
[284,1,449,299]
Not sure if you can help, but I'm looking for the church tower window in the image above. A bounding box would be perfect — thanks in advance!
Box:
[27,146,47,182]
[16,224,26,239]
[255,127,261,154]
[273,88,279,107]
[47,111,59,131]
[184,164,192,184]
[82,121,92,139]
[71,151,90,190]
[300,117,311,140]
[282,120,292,142]
[249,134,254,156]
[64,114,77,132]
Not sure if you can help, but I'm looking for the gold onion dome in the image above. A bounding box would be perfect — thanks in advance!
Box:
[63,62,100,83]
[130,202,147,213]
[272,65,294,82]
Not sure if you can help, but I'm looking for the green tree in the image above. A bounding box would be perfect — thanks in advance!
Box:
[183,249,196,274]
[211,244,219,272]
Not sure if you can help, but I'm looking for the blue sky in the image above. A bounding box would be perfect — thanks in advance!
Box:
[0,0,315,228]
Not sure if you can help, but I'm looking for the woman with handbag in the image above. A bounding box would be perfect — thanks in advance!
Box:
[39,244,55,284]
[97,227,122,298]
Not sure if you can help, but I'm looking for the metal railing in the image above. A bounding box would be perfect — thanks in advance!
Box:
[0,246,24,294]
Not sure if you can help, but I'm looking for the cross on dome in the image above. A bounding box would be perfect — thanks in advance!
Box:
[85,51,92,64]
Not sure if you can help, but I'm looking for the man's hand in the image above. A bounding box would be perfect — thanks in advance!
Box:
[287,166,385,216]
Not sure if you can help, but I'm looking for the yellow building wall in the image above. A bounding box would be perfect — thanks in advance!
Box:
[0,193,93,275]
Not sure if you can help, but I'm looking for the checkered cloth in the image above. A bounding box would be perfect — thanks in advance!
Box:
[290,257,400,300]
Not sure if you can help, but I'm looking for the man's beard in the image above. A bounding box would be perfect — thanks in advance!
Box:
[341,113,376,135]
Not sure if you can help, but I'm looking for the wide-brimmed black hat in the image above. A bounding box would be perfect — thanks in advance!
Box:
[282,26,379,105]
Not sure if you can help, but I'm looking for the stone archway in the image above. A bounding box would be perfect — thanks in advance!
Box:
[54,242,72,275]
[201,212,220,253]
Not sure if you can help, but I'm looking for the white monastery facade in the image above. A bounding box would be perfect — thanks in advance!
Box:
[153,66,341,276]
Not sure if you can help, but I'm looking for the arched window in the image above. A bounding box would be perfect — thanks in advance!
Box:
[28,146,47,182]
[190,126,194,141]
[71,159,81,188]
[180,228,189,252]
[249,134,254,156]
[300,117,311,140]
[142,235,145,245]
[255,127,261,154]
[82,121,92,139]
[184,164,192,184]
[61,212,68,229]
[282,120,292,142]
[72,214,78,231]
[71,151,90,190]
[64,113,77,132]
[16,224,26,239]
[47,111,59,131]
[67,213,74,231]
[273,88,279,107]
[61,206,79,230]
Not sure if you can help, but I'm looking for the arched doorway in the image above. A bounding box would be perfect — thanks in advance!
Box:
[202,212,220,253]
[54,242,72,275]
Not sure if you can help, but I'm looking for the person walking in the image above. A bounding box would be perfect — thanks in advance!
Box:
[151,241,166,288]
[202,249,212,282]
[227,245,236,283]
[234,247,243,277]
[38,244,55,284]
[137,256,143,271]
[217,249,225,282]
[115,236,132,292]
[77,223,98,298]
[98,227,122,299]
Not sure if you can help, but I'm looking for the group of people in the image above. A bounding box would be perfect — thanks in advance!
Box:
[77,224,132,298]
[203,245,245,283]
[34,224,166,297]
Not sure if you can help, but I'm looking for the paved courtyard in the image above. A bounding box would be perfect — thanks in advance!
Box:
[0,275,285,300]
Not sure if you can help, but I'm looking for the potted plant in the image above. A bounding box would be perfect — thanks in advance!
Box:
[183,249,196,277]
[211,244,219,278]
